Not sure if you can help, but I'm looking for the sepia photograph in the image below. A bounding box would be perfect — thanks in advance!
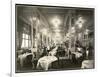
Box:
[15,4,94,73]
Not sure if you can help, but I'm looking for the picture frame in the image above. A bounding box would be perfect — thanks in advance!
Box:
[11,0,95,77]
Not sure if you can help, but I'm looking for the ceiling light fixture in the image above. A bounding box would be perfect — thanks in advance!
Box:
[51,16,61,27]
[75,16,85,29]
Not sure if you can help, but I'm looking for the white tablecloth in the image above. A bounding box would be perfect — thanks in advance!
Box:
[18,53,32,67]
[81,60,94,69]
[72,52,83,59]
[48,47,58,56]
[37,56,58,70]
